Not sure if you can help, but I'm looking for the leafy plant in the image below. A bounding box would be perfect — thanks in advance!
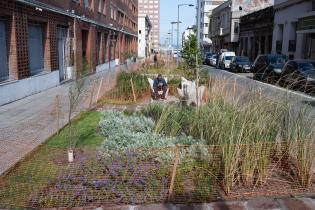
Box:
[182,34,202,69]
[68,77,87,149]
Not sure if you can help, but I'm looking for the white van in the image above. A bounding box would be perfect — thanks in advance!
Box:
[219,51,236,69]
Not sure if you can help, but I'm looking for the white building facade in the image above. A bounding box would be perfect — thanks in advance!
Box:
[209,0,274,53]
[197,0,225,53]
[272,0,315,60]
[182,26,196,45]
[138,14,152,59]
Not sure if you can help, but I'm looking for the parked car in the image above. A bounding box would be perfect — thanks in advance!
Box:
[219,51,236,69]
[230,56,252,73]
[251,54,287,83]
[210,54,218,66]
[279,60,315,93]
[215,49,228,68]
[204,52,215,65]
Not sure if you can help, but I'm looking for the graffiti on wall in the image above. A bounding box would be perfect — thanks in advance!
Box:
[232,0,274,13]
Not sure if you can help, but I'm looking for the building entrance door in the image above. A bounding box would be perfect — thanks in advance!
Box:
[310,36,315,59]
[57,27,68,81]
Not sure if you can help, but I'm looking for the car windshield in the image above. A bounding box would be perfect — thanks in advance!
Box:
[269,56,286,65]
[298,62,315,71]
[225,56,233,61]
[236,57,250,62]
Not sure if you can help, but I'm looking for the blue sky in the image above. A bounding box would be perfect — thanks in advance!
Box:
[160,0,196,46]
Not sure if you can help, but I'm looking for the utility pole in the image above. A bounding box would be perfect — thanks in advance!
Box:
[176,4,180,66]
[177,4,194,66]
[196,0,202,49]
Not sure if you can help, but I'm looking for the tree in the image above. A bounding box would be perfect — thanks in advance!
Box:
[182,34,202,69]
[67,75,86,162]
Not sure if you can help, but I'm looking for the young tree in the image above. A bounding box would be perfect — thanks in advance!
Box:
[67,75,86,161]
[182,34,202,69]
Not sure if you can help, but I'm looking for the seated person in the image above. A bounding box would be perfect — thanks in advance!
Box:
[153,74,168,100]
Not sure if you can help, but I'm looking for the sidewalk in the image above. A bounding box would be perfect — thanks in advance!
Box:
[0,63,135,175]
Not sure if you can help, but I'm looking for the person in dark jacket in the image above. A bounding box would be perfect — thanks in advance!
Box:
[153,74,168,100]
[153,53,158,66]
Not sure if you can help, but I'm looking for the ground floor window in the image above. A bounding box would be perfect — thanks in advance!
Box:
[28,24,44,76]
[0,20,9,82]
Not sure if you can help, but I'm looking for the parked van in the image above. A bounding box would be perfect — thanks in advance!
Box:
[219,51,236,69]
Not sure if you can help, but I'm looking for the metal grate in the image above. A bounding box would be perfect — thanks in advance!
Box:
[0,143,314,209]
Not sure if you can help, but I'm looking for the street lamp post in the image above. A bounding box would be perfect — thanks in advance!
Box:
[196,0,201,49]
[177,3,194,66]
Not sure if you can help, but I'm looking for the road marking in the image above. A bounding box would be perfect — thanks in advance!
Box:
[208,67,315,101]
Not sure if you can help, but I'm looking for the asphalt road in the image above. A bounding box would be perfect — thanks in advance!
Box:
[204,65,315,118]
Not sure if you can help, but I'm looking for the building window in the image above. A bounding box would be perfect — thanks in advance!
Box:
[110,6,116,20]
[288,40,296,52]
[234,22,239,34]
[84,0,89,8]
[98,0,105,14]
[276,40,282,53]
[0,20,9,82]
[28,24,44,76]
[97,32,101,64]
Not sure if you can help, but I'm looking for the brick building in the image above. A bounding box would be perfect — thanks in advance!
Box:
[0,0,138,105]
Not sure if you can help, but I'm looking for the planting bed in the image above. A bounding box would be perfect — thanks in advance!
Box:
[1,68,315,209]
[1,144,314,209]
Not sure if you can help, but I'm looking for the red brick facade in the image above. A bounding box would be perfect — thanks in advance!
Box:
[0,0,138,81]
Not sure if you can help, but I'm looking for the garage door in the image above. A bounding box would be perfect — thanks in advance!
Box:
[0,20,8,82]
[28,24,44,76]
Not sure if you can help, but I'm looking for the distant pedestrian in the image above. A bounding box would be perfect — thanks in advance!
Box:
[153,53,158,67]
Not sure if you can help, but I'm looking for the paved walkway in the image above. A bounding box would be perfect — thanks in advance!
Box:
[43,198,315,210]
[0,65,129,175]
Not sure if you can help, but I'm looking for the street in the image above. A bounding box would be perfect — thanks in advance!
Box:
[204,65,315,117]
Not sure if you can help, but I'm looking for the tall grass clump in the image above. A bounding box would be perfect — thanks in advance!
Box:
[141,103,165,122]
[280,106,315,188]
[150,78,313,192]
[106,72,149,101]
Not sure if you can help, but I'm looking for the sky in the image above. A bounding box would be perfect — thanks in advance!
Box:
[160,0,196,47]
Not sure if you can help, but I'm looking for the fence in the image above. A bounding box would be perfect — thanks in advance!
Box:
[0,142,314,209]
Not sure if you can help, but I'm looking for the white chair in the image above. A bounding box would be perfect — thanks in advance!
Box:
[177,77,205,106]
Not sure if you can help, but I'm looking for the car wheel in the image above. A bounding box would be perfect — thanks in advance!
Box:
[253,73,259,81]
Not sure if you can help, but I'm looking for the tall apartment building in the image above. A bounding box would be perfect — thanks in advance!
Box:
[138,0,160,50]
[197,0,224,53]
[0,0,138,106]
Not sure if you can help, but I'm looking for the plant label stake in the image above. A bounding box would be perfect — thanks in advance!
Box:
[130,78,137,102]
[96,77,103,103]
[168,146,181,200]
[68,149,74,163]
[196,54,200,111]
[55,95,60,135]
[233,78,237,102]
[89,81,96,110]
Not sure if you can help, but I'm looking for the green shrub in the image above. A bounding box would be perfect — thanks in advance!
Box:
[99,111,202,157]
